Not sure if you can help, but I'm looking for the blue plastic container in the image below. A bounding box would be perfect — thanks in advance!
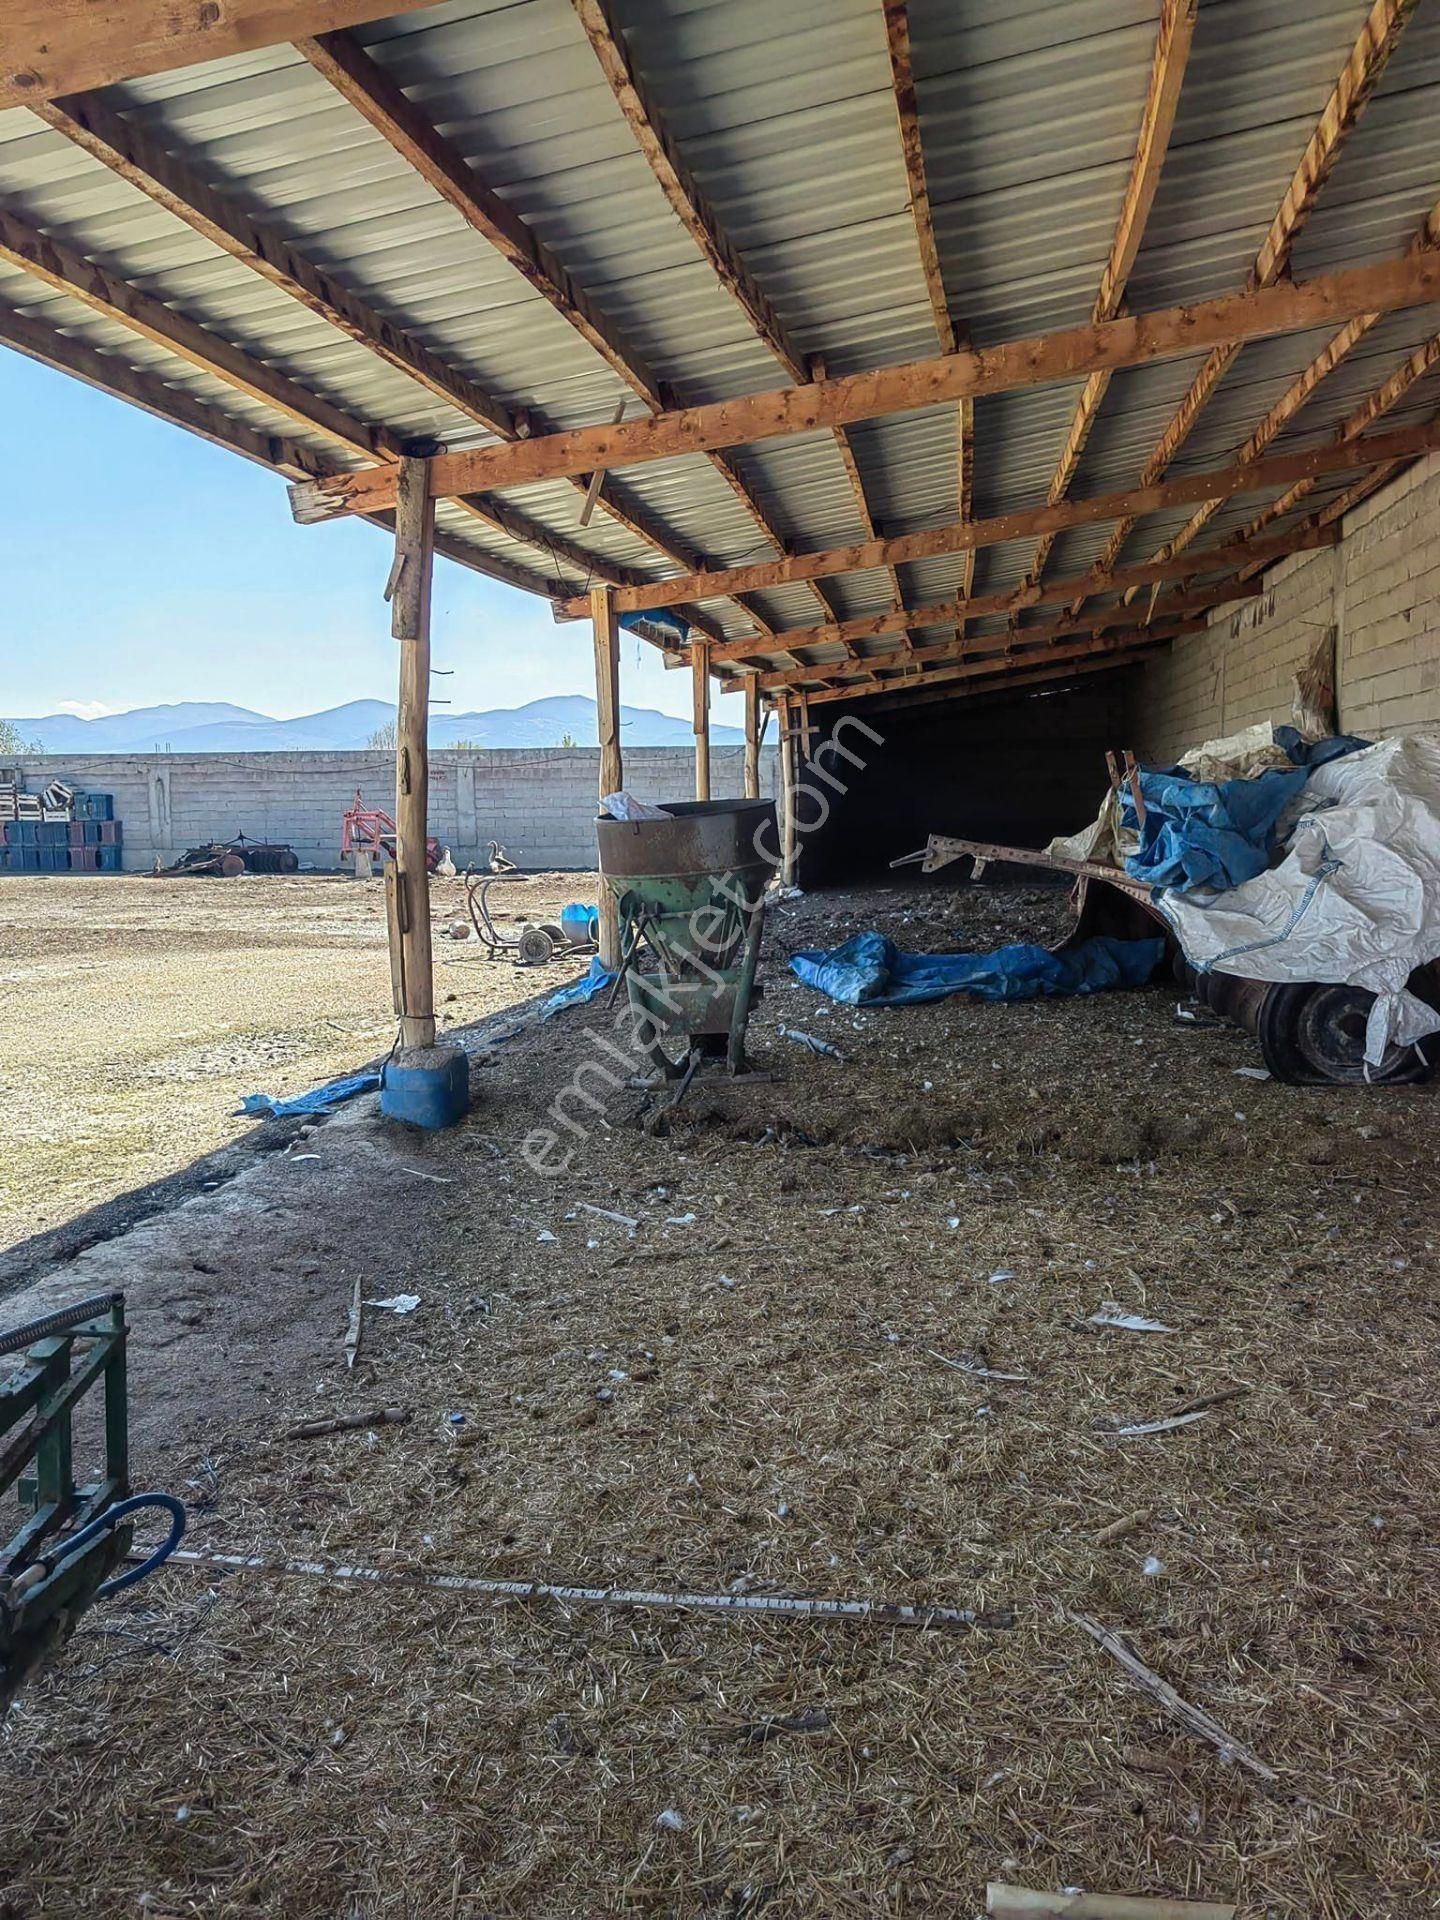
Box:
[379,1048,470,1130]
[560,902,600,944]
[98,847,122,873]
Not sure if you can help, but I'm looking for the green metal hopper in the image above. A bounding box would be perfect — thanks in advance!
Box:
[597,798,777,1077]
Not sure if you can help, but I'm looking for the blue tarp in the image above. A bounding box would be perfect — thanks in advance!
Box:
[1274,725,1370,769]
[790,932,1165,1007]
[543,954,617,1017]
[1120,765,1308,892]
[619,607,691,646]
[240,1070,381,1119]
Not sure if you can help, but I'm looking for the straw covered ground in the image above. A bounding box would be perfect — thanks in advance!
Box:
[2,877,1438,1918]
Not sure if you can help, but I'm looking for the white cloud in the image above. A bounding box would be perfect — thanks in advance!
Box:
[52,699,122,720]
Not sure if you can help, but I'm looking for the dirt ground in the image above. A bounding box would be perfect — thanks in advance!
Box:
[2,875,1438,1918]
[0,870,594,1255]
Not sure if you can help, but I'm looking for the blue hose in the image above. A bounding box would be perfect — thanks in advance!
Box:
[45,1493,188,1598]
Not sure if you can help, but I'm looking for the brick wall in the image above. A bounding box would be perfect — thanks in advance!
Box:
[1129,452,1440,760]
[5,747,779,872]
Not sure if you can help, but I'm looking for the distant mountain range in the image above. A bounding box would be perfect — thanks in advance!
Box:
[6,696,744,754]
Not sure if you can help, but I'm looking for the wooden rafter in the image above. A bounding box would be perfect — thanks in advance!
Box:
[882,0,975,621]
[1233,334,1440,566]
[549,415,1440,618]
[36,92,521,440]
[1026,0,1197,586]
[695,524,1332,669]
[799,630,1187,709]
[566,1,853,629]
[1076,0,1418,600]
[299,26,809,638]
[1133,197,1440,577]
[33,89,723,634]
[290,250,1440,521]
[0,300,561,601]
[755,582,1254,693]
[0,0,441,110]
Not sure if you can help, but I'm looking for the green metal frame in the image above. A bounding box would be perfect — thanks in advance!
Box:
[1,1293,131,1709]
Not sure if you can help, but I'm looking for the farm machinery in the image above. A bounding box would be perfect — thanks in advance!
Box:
[462,842,599,967]
[341,790,441,872]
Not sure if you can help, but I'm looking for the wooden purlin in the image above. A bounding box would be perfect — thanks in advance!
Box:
[1132,200,1440,582]
[1025,0,1198,588]
[300,26,819,642]
[569,0,861,632]
[882,0,975,621]
[755,581,1255,693]
[797,630,1188,709]
[821,645,1167,717]
[1074,0,1419,606]
[34,88,724,636]
[288,251,1440,520]
[548,415,1440,618]
[696,524,1333,671]
[1234,335,1440,563]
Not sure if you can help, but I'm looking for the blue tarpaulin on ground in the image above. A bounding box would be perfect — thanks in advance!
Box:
[543,954,617,1017]
[790,932,1165,1007]
[1120,765,1308,892]
[239,1070,381,1118]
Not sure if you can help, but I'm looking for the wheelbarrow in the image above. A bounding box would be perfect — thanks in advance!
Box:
[597,798,777,1079]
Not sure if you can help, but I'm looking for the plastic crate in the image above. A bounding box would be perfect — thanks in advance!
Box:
[9,820,37,845]
[97,821,122,845]
[68,848,100,872]
[37,822,68,845]
[68,821,88,845]
[74,792,115,822]
[37,848,66,872]
[97,846,122,873]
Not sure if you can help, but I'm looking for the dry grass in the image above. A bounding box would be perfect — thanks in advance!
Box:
[3,877,1439,1917]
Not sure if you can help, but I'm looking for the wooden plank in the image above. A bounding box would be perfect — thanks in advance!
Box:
[778,700,798,886]
[756,588,1243,693]
[0,205,393,460]
[39,91,521,440]
[570,0,807,384]
[591,586,623,970]
[1028,0,1197,582]
[699,524,1327,669]
[390,453,437,1053]
[289,250,1440,521]
[849,648,1161,718]
[1080,0,1418,592]
[692,640,711,801]
[0,0,442,109]
[800,631,1183,709]
[743,675,761,800]
[0,297,563,601]
[549,414,1440,617]
[1140,196,1440,572]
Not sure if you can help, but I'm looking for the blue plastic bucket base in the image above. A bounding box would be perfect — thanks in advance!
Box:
[379,1045,471,1130]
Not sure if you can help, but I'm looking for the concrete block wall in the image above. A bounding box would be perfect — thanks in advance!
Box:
[1130,451,1440,761]
[6,747,779,873]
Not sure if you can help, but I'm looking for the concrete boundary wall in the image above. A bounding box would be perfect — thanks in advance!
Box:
[6,747,780,873]
[1130,452,1440,762]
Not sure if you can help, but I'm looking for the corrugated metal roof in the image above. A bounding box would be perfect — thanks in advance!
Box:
[2,0,1439,696]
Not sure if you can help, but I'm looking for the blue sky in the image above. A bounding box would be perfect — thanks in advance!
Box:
[0,349,743,728]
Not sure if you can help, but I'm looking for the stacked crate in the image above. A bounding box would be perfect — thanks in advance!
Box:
[0,781,121,872]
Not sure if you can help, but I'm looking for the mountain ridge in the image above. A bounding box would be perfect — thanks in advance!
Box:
[6,696,745,754]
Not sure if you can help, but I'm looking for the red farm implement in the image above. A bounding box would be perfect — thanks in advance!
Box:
[341,790,440,873]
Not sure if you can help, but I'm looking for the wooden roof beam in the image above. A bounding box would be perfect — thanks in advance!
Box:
[300,26,811,636]
[755,582,1253,693]
[883,0,975,612]
[546,414,1440,618]
[0,0,442,110]
[37,91,521,441]
[290,250,1440,521]
[1079,0,1418,596]
[824,647,1161,718]
[1134,197,1440,577]
[799,630,1187,708]
[0,300,561,600]
[1026,0,1197,585]
[694,523,1331,668]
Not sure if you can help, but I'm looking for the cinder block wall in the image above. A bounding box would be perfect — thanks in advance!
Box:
[1130,452,1440,761]
[5,747,779,872]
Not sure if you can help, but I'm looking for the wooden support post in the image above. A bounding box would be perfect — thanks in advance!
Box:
[591,584,623,971]
[692,638,711,800]
[779,698,798,888]
[390,449,437,1052]
[743,673,761,799]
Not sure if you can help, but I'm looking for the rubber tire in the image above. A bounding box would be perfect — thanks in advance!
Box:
[517,927,555,966]
[1256,981,1434,1087]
